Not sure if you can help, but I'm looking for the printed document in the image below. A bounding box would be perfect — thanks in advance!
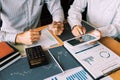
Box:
[64,41,120,79]
[44,66,93,80]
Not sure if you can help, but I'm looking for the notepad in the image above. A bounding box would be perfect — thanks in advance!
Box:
[0,42,21,71]
[0,42,14,58]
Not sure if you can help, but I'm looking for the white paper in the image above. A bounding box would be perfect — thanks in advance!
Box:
[44,66,93,80]
[64,41,120,79]
[100,76,113,80]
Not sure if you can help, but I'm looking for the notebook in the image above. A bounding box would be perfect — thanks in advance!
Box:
[0,42,14,58]
[0,42,21,71]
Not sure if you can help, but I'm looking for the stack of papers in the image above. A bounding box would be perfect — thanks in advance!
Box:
[0,42,21,71]
[64,41,120,79]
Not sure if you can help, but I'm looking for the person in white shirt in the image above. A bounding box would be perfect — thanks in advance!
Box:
[68,0,120,39]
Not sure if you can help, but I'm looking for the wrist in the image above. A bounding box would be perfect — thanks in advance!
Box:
[95,29,102,38]
[15,33,23,44]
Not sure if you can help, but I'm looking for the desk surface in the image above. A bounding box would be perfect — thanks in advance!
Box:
[1,23,120,80]
[99,37,120,56]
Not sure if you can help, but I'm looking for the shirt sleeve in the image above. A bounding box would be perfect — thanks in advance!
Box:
[98,5,120,38]
[45,0,64,22]
[0,2,17,43]
[67,0,87,29]
[0,31,17,43]
[0,1,1,20]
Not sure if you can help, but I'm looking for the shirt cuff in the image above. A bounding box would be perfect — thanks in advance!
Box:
[5,33,17,43]
[53,16,64,23]
[52,11,64,23]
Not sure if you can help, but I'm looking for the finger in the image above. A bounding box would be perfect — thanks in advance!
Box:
[56,30,63,35]
[72,29,82,37]
[77,27,84,35]
[33,34,40,39]
[52,22,58,28]
[31,31,41,36]
[30,29,41,35]
[89,30,101,39]
[31,36,40,42]
[32,38,40,42]
[53,24,58,28]
[82,27,86,34]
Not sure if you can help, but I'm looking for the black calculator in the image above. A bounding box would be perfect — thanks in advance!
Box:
[25,45,48,68]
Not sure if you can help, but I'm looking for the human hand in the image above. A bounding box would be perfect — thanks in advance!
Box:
[16,29,41,45]
[72,25,86,37]
[89,29,102,39]
[48,21,64,35]
[88,29,102,44]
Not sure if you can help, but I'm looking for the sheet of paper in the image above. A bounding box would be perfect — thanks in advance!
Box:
[44,66,93,80]
[64,41,120,79]
[26,28,59,49]
[100,76,113,80]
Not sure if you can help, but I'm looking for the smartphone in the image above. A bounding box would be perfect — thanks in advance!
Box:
[64,34,99,48]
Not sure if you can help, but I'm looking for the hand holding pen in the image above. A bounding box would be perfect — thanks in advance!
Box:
[72,25,86,37]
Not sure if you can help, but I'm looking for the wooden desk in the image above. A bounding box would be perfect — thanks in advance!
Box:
[99,37,120,56]
[99,37,120,80]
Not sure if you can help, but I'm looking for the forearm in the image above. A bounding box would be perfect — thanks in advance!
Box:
[67,0,87,29]
[98,5,120,38]
[52,9,64,22]
[46,0,64,22]
[98,24,120,38]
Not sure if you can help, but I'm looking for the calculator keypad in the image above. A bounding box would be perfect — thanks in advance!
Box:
[25,45,48,68]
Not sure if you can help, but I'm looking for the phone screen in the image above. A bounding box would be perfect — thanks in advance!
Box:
[67,34,96,46]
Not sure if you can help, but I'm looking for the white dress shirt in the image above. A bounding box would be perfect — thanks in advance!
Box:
[68,0,120,38]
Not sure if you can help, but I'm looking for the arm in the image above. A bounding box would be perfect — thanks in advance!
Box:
[0,2,19,43]
[45,0,64,22]
[0,5,40,45]
[45,0,64,35]
[67,0,87,37]
[68,0,87,28]
[0,31,17,43]
[98,6,120,38]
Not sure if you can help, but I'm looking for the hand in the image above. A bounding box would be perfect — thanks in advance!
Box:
[48,21,64,35]
[89,29,102,39]
[16,29,41,45]
[72,25,86,37]
[88,29,102,45]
